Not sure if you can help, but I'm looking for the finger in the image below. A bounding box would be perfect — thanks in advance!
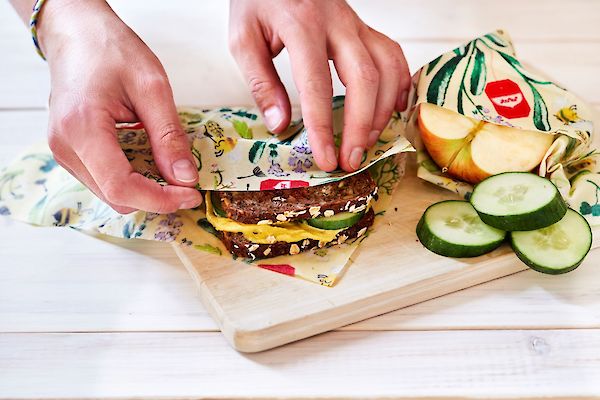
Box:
[362,32,410,146]
[284,29,337,172]
[230,30,291,133]
[396,86,410,113]
[48,132,136,214]
[129,74,199,187]
[58,156,136,214]
[331,36,379,172]
[70,111,202,213]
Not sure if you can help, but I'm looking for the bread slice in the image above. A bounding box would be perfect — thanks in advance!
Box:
[219,209,375,260]
[215,171,378,224]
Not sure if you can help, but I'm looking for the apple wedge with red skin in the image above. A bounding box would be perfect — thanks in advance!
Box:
[418,103,554,184]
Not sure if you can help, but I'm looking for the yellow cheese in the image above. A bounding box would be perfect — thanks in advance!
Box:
[205,192,342,244]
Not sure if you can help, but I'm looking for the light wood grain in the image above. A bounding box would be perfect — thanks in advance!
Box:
[1,330,600,399]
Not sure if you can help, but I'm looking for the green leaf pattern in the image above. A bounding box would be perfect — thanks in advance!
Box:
[470,47,487,95]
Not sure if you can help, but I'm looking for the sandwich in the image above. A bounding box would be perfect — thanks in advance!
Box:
[205,171,378,259]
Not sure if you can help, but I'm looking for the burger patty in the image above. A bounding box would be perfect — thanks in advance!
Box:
[216,171,377,224]
[219,209,375,259]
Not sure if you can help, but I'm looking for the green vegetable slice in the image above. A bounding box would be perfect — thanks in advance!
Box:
[470,172,567,231]
[510,209,592,274]
[307,211,364,230]
[417,200,506,258]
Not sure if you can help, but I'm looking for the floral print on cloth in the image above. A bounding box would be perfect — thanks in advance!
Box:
[404,30,600,226]
[0,98,412,286]
[122,96,412,191]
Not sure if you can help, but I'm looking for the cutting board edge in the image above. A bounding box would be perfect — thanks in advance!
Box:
[174,243,528,353]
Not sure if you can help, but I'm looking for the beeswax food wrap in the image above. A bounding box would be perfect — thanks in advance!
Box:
[0,97,412,286]
[406,30,600,225]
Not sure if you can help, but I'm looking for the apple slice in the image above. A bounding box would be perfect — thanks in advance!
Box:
[418,103,554,184]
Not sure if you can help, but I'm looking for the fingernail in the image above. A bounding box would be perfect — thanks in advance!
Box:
[399,90,409,111]
[325,145,338,170]
[180,198,202,209]
[172,159,197,183]
[368,130,380,146]
[264,106,283,131]
[349,147,364,171]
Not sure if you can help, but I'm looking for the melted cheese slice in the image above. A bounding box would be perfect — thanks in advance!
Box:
[205,193,342,244]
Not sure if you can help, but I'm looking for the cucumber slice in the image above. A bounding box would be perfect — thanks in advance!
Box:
[470,172,567,231]
[510,209,592,274]
[416,200,506,258]
[210,191,227,217]
[307,211,364,230]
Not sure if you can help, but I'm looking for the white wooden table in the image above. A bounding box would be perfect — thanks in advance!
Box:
[2,1,600,398]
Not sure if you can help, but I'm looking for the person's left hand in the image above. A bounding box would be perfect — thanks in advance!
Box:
[229,0,411,172]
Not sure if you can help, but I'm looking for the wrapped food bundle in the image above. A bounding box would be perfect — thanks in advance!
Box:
[0,97,413,286]
[406,30,599,225]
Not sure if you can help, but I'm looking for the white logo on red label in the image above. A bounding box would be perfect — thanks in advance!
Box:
[259,179,310,191]
[273,181,292,189]
[484,79,531,119]
[490,93,524,109]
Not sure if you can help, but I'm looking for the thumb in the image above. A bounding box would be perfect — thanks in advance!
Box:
[230,34,291,133]
[131,75,198,187]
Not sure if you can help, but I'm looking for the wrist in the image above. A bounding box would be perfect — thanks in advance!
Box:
[36,0,113,59]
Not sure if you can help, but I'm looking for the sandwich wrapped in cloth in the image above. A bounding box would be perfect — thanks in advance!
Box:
[0,97,413,286]
[406,30,600,226]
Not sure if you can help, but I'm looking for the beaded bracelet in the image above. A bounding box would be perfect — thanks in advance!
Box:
[30,0,49,60]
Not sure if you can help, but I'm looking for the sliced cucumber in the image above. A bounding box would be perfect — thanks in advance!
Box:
[470,172,567,231]
[510,209,592,275]
[210,191,227,217]
[307,211,364,230]
[416,200,506,258]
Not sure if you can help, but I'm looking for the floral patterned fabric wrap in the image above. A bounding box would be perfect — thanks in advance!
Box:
[0,97,413,286]
[406,30,600,225]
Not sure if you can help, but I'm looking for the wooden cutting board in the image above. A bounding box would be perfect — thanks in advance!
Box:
[174,154,600,353]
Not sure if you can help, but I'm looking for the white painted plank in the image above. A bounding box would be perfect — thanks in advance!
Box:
[2,1,600,108]
[350,0,600,42]
[0,110,47,165]
[0,3,49,109]
[1,330,600,399]
[0,222,216,332]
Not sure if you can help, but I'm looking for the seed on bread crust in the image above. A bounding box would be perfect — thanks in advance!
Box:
[217,210,375,259]
[309,206,321,218]
[337,234,349,245]
[289,244,300,255]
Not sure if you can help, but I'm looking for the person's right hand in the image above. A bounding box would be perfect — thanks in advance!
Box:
[38,0,202,214]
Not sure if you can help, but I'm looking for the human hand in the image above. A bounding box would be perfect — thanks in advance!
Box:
[39,0,202,213]
[229,0,411,172]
